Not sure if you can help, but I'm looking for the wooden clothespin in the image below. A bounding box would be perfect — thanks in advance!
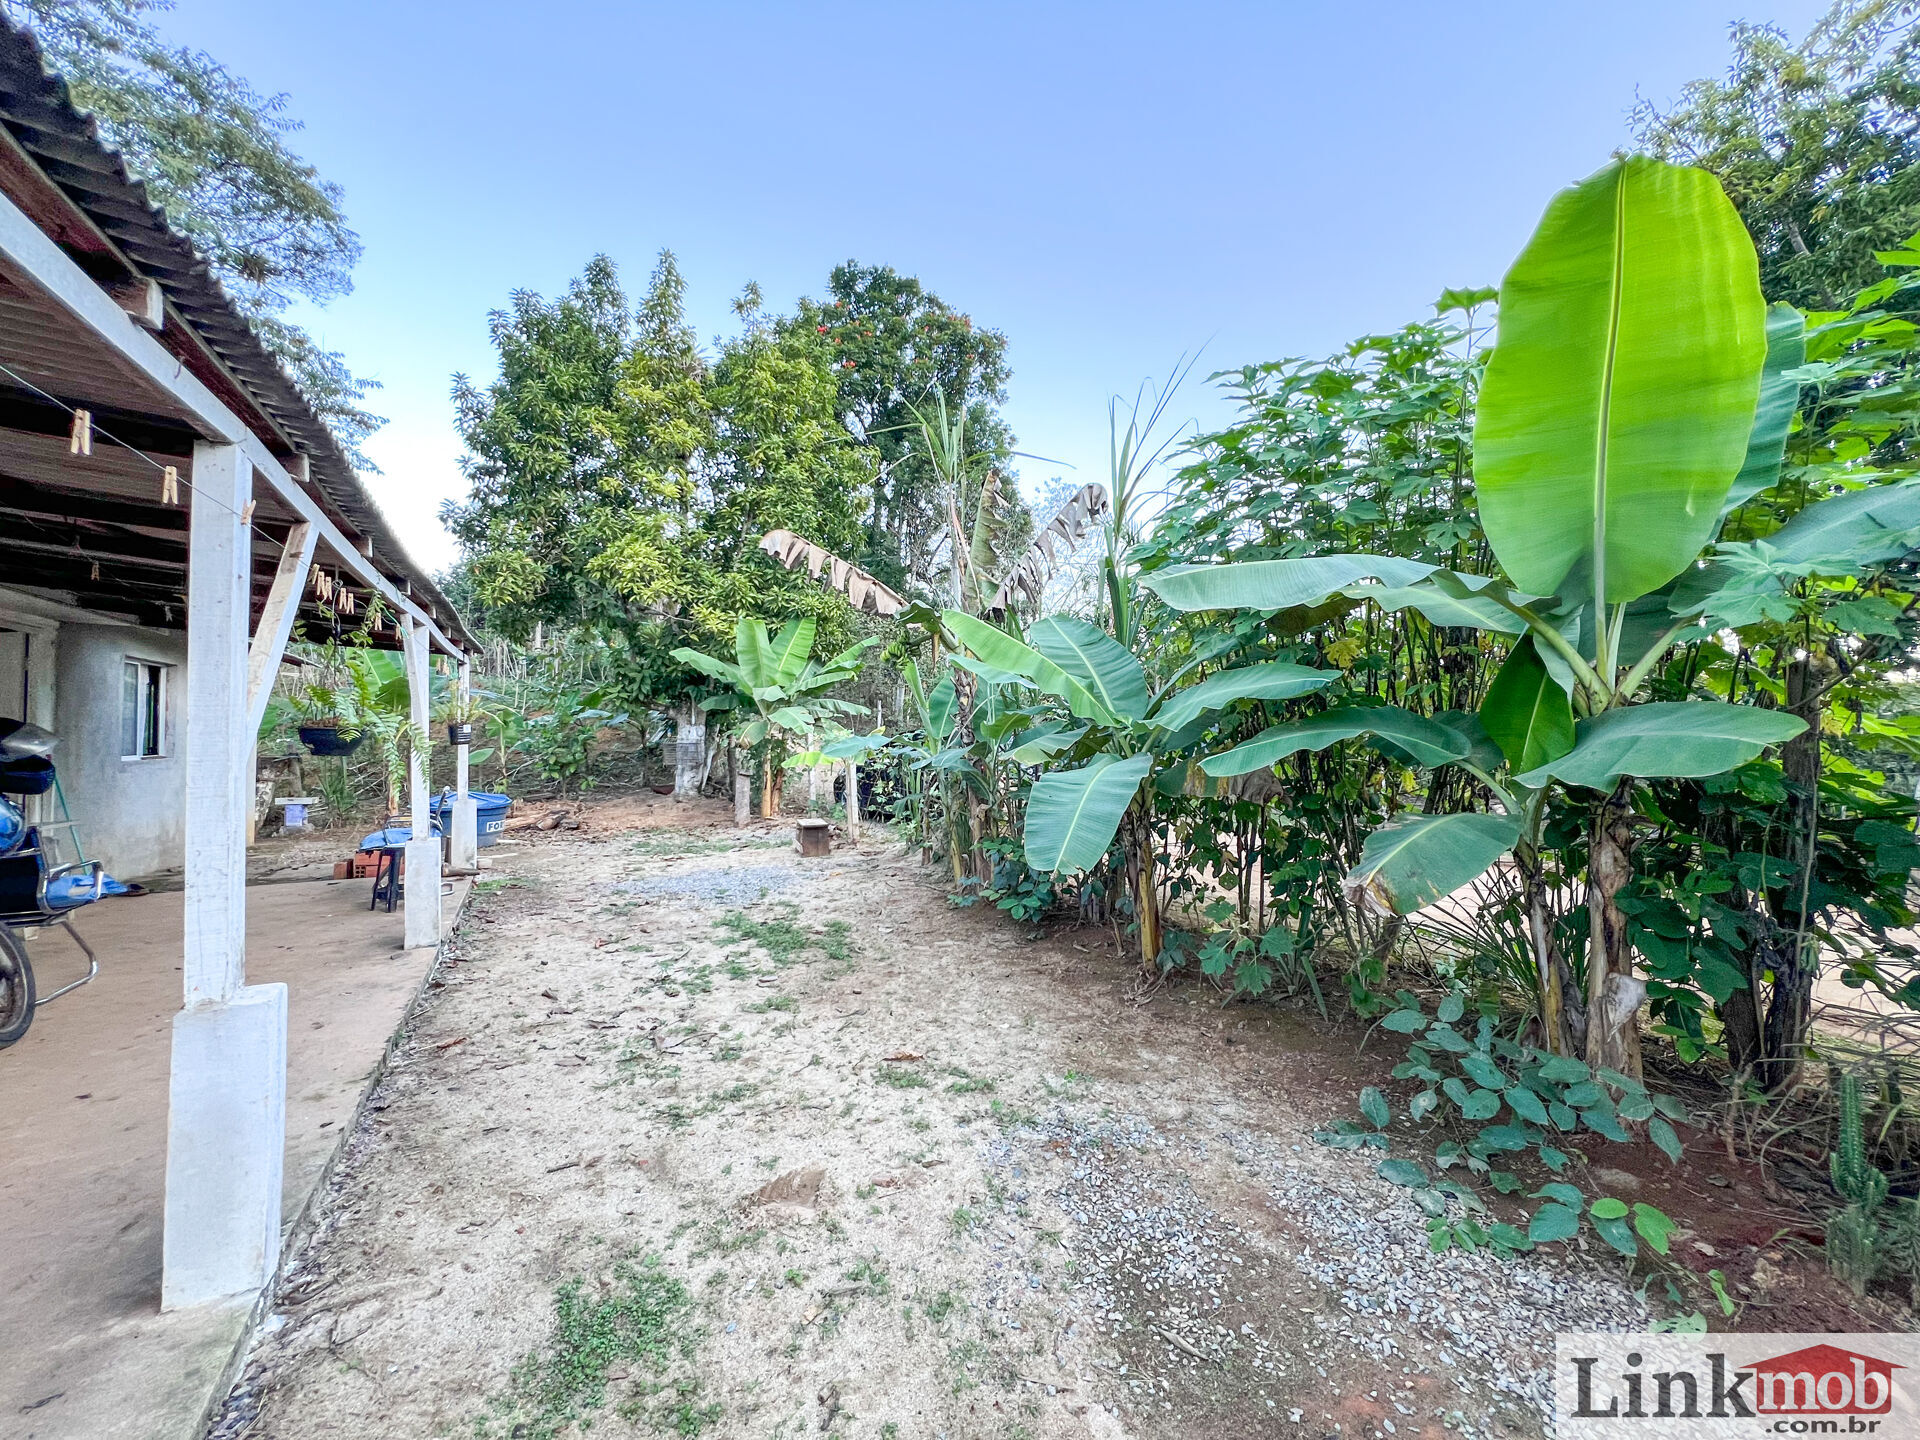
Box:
[239,500,256,528]
[160,466,180,505]
[69,409,92,456]
[90,560,100,582]
[340,588,355,616]
[314,570,333,603]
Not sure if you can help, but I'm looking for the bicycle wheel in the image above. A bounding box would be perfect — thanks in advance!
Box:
[0,927,34,1048]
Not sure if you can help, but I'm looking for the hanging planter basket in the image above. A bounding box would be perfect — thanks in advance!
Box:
[299,724,363,757]
[446,722,474,747]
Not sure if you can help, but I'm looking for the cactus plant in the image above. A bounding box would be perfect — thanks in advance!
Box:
[1827,1073,1889,1295]
[1831,1073,1890,1209]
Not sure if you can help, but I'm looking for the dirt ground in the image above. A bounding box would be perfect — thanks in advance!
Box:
[208,796,1870,1440]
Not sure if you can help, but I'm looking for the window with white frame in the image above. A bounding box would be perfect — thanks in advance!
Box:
[121,659,168,759]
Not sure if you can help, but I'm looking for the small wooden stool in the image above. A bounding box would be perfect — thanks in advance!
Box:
[796,818,831,857]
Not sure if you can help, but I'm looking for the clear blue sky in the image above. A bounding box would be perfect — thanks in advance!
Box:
[149,0,1831,574]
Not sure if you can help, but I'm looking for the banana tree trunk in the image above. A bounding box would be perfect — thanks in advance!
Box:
[1759,656,1826,1091]
[1518,842,1583,1056]
[1131,811,1161,970]
[762,749,785,820]
[1583,780,1645,1077]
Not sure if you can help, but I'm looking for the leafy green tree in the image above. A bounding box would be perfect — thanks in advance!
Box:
[3,0,383,458]
[443,255,661,637]
[693,297,872,626]
[784,263,1015,588]
[1635,0,1920,309]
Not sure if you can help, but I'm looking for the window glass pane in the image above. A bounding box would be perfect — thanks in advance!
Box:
[121,662,139,757]
[143,665,162,757]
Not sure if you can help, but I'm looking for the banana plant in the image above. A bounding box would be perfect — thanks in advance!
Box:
[941,608,1335,968]
[1141,157,1814,1069]
[671,617,876,818]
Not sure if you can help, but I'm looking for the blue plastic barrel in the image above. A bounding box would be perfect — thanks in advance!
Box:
[430,790,512,847]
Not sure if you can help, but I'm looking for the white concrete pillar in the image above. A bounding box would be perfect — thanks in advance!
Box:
[448,655,478,874]
[847,759,862,842]
[403,618,441,948]
[162,984,286,1307]
[733,744,750,827]
[673,701,704,798]
[164,441,289,1310]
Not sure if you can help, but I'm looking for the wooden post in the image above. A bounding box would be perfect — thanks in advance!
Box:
[847,759,861,842]
[733,743,750,827]
[164,441,288,1309]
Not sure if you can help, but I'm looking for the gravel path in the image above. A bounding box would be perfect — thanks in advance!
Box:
[211,811,1646,1440]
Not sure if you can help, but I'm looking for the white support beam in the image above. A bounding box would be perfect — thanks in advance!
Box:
[245,521,315,737]
[164,439,288,1309]
[0,186,464,660]
[181,441,251,1008]
[448,656,478,874]
[402,617,441,948]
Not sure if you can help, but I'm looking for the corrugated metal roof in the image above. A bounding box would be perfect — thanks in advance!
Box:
[0,17,476,649]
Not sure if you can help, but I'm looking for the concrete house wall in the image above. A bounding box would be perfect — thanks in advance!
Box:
[52,624,188,880]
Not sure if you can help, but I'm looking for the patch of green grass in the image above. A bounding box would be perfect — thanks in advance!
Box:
[746,994,798,1014]
[949,1207,975,1236]
[874,1065,929,1090]
[476,1257,706,1440]
[845,1257,891,1296]
[922,1289,960,1323]
[944,1067,995,1095]
[473,876,530,895]
[715,905,855,967]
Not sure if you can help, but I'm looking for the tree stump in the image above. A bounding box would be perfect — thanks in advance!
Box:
[796,818,831,858]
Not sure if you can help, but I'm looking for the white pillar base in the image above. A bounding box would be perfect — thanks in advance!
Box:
[448,796,479,874]
[403,837,442,949]
[162,984,287,1310]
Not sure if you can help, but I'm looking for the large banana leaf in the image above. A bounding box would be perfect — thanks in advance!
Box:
[1347,812,1523,915]
[1349,580,1529,635]
[1027,615,1151,722]
[1474,156,1767,607]
[670,646,746,691]
[736,617,774,692]
[1721,303,1807,518]
[1152,662,1335,733]
[926,675,958,743]
[769,617,818,686]
[951,654,1034,688]
[1515,701,1807,791]
[1200,705,1470,777]
[1140,554,1435,613]
[1479,636,1575,773]
[1024,753,1154,874]
[1004,720,1087,764]
[818,731,889,761]
[943,611,1118,725]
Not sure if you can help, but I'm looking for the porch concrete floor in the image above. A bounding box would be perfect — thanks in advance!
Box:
[1,872,471,1440]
